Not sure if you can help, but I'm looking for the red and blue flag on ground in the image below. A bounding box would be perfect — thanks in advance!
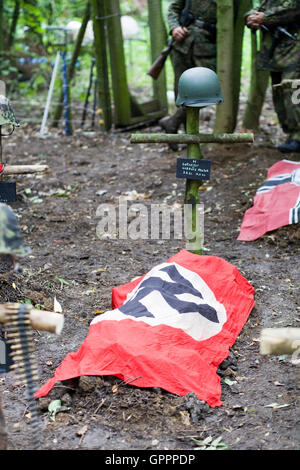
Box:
[35,250,255,407]
[238,160,300,242]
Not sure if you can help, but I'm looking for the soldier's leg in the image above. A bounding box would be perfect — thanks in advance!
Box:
[193,56,217,72]
[273,70,300,152]
[282,70,300,142]
[271,72,290,134]
[171,46,195,100]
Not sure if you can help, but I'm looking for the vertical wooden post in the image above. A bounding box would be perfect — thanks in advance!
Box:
[147,0,168,113]
[105,0,131,127]
[185,107,203,255]
[91,0,112,131]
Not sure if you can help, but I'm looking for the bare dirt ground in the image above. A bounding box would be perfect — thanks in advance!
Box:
[0,94,299,452]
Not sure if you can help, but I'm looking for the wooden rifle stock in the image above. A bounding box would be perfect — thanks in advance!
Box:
[147,39,174,80]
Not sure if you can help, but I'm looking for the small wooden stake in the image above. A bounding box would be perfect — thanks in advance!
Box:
[260,328,300,356]
[0,303,64,335]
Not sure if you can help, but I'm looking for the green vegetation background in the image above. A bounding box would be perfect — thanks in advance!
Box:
[2,0,261,114]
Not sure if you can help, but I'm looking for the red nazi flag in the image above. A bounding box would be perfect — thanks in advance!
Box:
[238,159,300,241]
[35,250,255,407]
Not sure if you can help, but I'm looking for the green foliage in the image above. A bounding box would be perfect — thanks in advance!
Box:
[0,59,19,77]
[1,0,252,120]
[191,435,228,450]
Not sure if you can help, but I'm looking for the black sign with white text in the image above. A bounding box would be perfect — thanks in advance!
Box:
[176,158,211,181]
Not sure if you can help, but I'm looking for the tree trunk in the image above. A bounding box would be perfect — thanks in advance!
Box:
[214,0,235,133]
[232,0,252,128]
[105,0,131,127]
[147,0,168,112]
[242,29,269,130]
[52,2,90,127]
[91,0,112,131]
[8,0,20,50]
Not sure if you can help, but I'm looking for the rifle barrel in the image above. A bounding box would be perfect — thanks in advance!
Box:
[261,24,297,41]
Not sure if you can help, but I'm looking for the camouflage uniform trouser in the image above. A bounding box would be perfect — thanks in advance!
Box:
[271,70,300,141]
[170,47,217,99]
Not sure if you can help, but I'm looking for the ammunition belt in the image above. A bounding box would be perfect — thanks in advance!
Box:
[5,303,40,449]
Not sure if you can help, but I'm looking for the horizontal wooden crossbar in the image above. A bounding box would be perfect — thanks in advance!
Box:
[130,133,254,144]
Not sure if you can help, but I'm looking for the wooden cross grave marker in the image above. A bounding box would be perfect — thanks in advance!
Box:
[131,107,254,254]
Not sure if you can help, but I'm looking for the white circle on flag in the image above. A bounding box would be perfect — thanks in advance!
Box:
[92,262,227,342]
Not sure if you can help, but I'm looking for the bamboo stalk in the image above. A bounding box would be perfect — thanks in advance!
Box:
[3,165,49,175]
[0,304,64,335]
[260,328,300,355]
[130,132,254,144]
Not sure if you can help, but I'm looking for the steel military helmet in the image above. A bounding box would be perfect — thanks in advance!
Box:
[0,203,31,257]
[176,67,224,108]
[0,95,20,127]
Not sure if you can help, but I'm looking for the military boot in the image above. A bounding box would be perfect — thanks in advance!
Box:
[276,139,300,153]
[159,107,186,151]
